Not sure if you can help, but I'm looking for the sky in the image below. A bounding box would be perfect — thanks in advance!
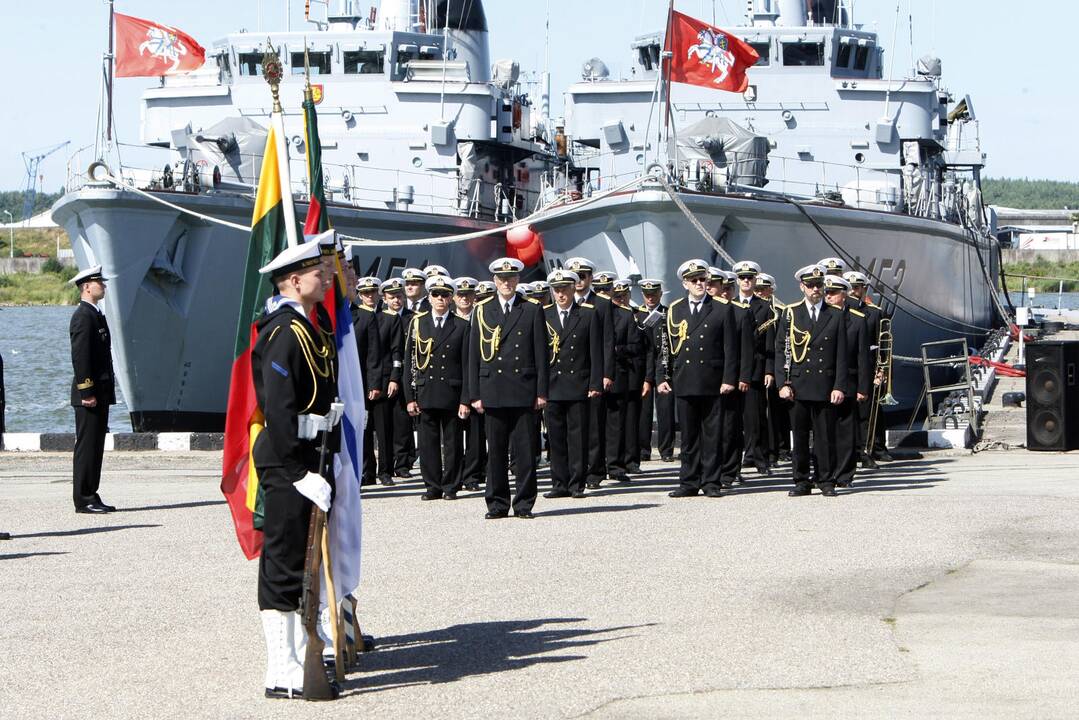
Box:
[0,0,1075,195]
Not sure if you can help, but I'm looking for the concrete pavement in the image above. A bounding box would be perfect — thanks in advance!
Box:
[1,449,1077,719]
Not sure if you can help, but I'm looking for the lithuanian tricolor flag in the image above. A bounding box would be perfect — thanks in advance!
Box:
[221,123,290,560]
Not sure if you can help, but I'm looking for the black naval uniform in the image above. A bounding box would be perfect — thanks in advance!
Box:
[850,296,888,462]
[403,310,470,498]
[637,303,675,462]
[393,305,418,475]
[353,303,383,485]
[663,295,738,495]
[835,304,871,487]
[606,303,644,480]
[720,298,755,486]
[776,300,848,492]
[366,308,404,484]
[544,302,603,495]
[762,298,791,462]
[69,300,116,510]
[251,301,339,610]
[468,293,549,516]
[457,311,487,490]
[577,289,615,487]
[739,293,774,473]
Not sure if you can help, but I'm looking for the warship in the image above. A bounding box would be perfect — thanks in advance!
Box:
[53,0,1003,431]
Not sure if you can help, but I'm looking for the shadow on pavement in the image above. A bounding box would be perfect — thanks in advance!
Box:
[537,503,660,517]
[344,617,651,695]
[0,551,71,561]
[13,523,161,539]
[116,500,226,513]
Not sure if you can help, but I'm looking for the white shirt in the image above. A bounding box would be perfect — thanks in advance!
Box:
[574,290,591,304]
[739,292,755,303]
[808,300,823,321]
[431,310,449,327]
[499,294,517,314]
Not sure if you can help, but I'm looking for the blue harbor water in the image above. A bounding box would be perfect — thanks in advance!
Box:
[0,306,131,434]
[1,295,1077,433]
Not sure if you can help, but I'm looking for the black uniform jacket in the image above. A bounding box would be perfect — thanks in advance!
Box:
[609,304,644,394]
[662,295,739,396]
[729,299,757,385]
[634,303,667,387]
[841,307,872,398]
[468,293,550,408]
[69,301,116,407]
[252,303,340,480]
[762,298,784,377]
[374,309,404,394]
[350,303,383,394]
[775,300,848,403]
[740,294,773,383]
[848,296,884,351]
[403,311,470,410]
[544,302,603,402]
[577,289,616,379]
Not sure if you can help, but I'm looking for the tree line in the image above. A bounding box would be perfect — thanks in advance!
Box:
[982,178,1079,210]
[0,189,64,221]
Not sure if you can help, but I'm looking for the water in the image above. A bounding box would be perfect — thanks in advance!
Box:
[1007,291,1079,311]
[0,306,131,433]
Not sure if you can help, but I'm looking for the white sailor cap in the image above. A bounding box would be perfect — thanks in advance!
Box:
[69,265,106,286]
[732,260,761,277]
[547,269,579,287]
[796,264,827,283]
[259,239,324,278]
[454,276,479,292]
[824,274,851,292]
[401,267,426,281]
[755,273,776,288]
[423,264,449,278]
[612,278,633,293]
[425,275,455,293]
[818,257,847,274]
[564,257,596,273]
[380,278,405,294]
[303,229,337,256]
[489,257,524,275]
[843,271,869,287]
[638,278,662,291]
[475,280,496,296]
[356,276,380,292]
[593,271,616,288]
[678,259,710,278]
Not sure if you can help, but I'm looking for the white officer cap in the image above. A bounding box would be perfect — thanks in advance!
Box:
[755,273,775,288]
[475,280,496,296]
[259,239,324,278]
[564,257,596,273]
[678,259,710,278]
[824,274,851,292]
[454,276,479,292]
[423,264,449,278]
[425,275,455,293]
[547,269,579,287]
[843,271,869,287]
[489,257,525,275]
[401,267,426,281]
[796,264,826,283]
[818,257,847,274]
[356,276,380,292]
[593,271,616,288]
[380,278,405,294]
[638,278,662,291]
[612,279,633,293]
[70,265,106,286]
[732,260,761,277]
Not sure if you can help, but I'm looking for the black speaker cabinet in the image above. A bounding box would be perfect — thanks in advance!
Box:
[1026,341,1079,451]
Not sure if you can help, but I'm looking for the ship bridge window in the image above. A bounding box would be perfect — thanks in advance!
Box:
[783,42,825,66]
[292,51,332,75]
[344,49,385,74]
[749,42,771,66]
[637,44,661,71]
[854,45,870,71]
[836,43,852,68]
[238,52,266,76]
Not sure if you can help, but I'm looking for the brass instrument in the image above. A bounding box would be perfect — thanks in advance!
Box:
[865,317,899,455]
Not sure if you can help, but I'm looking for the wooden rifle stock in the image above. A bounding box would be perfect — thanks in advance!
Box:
[300,425,336,701]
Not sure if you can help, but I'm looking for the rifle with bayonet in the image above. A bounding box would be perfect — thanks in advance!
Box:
[300,423,338,701]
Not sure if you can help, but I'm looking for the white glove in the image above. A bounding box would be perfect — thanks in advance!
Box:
[293,472,332,512]
[325,402,345,429]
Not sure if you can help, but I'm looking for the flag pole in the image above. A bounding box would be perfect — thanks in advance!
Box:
[262,40,300,248]
[106,0,115,142]
[662,0,675,163]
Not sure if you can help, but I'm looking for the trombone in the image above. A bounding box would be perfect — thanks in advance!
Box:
[865,317,899,455]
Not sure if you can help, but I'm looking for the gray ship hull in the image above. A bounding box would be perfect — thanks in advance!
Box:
[52,187,507,431]
[532,186,1001,419]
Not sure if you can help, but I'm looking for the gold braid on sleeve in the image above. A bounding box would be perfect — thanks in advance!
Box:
[545,320,560,366]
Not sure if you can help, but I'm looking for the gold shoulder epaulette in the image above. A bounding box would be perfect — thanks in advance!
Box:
[773,300,787,310]
[381,309,396,315]
[713,296,729,304]
[637,304,648,312]
[358,305,375,313]
[477,297,494,305]
[543,303,554,310]
[580,302,594,309]
[849,308,865,318]
[597,292,611,299]
[866,298,878,307]
[669,298,684,308]
[732,299,748,308]
[415,311,429,318]
[526,297,540,305]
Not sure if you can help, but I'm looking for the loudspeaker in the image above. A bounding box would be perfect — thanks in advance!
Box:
[1026,341,1079,451]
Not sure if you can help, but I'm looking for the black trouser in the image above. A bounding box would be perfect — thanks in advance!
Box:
[418,408,463,497]
[766,386,791,460]
[605,390,629,478]
[790,399,837,487]
[485,407,538,515]
[392,394,416,474]
[639,387,675,460]
[858,396,888,459]
[367,397,394,481]
[676,395,723,492]
[586,394,607,484]
[73,404,109,508]
[257,466,314,611]
[835,397,860,486]
[742,382,767,468]
[720,390,744,485]
[624,388,642,469]
[545,399,588,493]
[461,411,486,486]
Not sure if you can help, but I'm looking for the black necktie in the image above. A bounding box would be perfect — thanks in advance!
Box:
[811,306,818,322]
[560,310,568,328]
[436,316,443,329]
[691,301,699,315]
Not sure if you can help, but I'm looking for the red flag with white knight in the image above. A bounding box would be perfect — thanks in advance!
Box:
[114,12,206,78]
[665,10,759,93]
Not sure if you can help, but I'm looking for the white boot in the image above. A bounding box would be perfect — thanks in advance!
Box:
[261,610,304,699]
[319,606,338,664]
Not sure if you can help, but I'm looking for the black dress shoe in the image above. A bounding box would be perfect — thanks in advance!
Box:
[788,485,812,497]
[755,464,772,477]
[514,511,535,519]
[443,491,458,500]
[778,452,792,462]
[610,473,630,483]
[875,450,894,462]
[704,486,723,498]
[361,477,376,486]
[394,469,413,479]
[626,463,641,474]
[861,457,878,470]
[0,532,11,541]
[835,479,852,488]
[571,491,587,499]
[420,492,441,501]
[585,481,601,489]
[668,488,698,498]
[820,484,838,497]
[720,479,733,489]
[379,476,396,487]
[361,634,376,652]
[484,511,508,520]
[639,454,651,462]
[463,482,480,491]
[265,686,305,700]
[543,490,571,499]
[660,454,674,462]
[97,502,117,512]
[75,504,109,514]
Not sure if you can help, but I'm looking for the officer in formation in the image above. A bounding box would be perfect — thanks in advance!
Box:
[635,279,675,464]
